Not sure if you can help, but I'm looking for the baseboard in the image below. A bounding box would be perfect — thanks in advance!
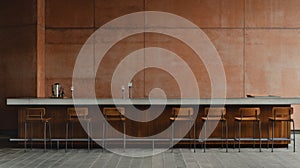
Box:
[0,130,18,138]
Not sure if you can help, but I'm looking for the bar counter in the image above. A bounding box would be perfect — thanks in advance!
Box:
[7,97,299,147]
[7,97,300,105]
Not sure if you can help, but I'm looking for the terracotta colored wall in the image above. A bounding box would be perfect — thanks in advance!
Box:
[42,0,300,128]
[45,0,145,98]
[245,0,300,97]
[44,0,245,98]
[45,0,300,99]
[2,0,300,130]
[0,0,37,131]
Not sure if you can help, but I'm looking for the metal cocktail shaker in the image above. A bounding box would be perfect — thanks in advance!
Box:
[52,83,61,97]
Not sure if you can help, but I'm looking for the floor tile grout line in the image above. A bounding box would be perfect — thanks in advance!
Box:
[0,149,23,162]
[75,150,100,168]
[46,150,74,168]
[3,150,42,168]
[20,151,52,168]
[32,152,61,168]
[89,152,112,168]
[51,150,81,168]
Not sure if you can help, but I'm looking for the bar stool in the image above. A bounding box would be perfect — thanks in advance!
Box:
[234,107,261,152]
[268,107,295,152]
[202,107,228,152]
[24,108,52,152]
[103,107,126,151]
[170,107,195,152]
[65,107,91,151]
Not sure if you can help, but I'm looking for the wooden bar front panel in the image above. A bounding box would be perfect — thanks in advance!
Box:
[18,105,291,145]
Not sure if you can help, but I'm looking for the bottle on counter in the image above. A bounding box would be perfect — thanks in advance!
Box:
[121,85,125,99]
[70,86,74,98]
[61,88,64,98]
[128,82,132,99]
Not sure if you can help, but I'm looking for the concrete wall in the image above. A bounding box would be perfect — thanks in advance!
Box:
[44,0,300,99]
[0,0,37,131]
[1,0,300,130]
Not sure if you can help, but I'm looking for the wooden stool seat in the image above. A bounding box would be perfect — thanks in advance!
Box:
[170,117,191,121]
[234,117,259,121]
[201,117,226,121]
[268,117,291,121]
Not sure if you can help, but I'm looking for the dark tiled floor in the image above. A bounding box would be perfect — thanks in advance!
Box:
[0,135,299,168]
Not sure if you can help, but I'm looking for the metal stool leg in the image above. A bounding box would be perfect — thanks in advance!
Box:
[234,121,236,149]
[272,120,275,152]
[30,123,33,150]
[204,121,206,153]
[259,120,261,152]
[253,121,255,148]
[267,120,270,149]
[171,122,174,153]
[102,122,105,152]
[169,123,172,150]
[238,121,241,152]
[66,122,68,152]
[87,121,90,151]
[24,121,27,152]
[221,121,224,149]
[72,123,74,149]
[123,122,126,152]
[90,122,93,150]
[169,123,171,150]
[225,120,228,152]
[44,122,47,152]
[292,120,295,152]
[194,122,196,153]
[48,122,52,149]
[287,121,289,150]
[189,121,192,150]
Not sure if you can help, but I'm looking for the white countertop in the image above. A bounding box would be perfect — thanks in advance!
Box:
[6,97,300,105]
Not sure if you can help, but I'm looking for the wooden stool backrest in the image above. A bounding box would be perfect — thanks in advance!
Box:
[272,107,293,120]
[103,107,125,120]
[67,107,88,119]
[239,108,260,119]
[204,107,226,119]
[172,108,193,118]
[26,108,46,120]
